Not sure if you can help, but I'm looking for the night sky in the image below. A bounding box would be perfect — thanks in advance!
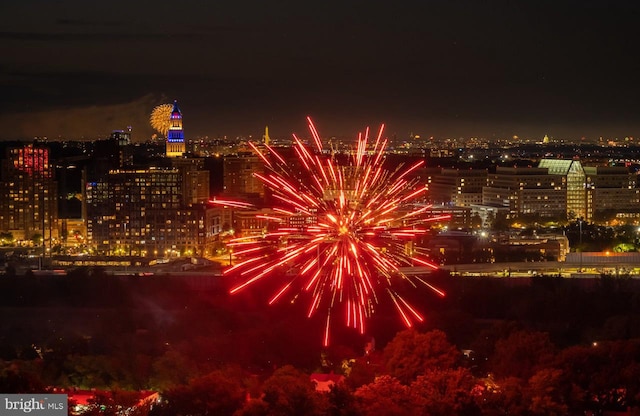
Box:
[1,1,640,141]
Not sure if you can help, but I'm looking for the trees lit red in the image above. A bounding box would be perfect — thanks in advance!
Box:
[383,329,460,384]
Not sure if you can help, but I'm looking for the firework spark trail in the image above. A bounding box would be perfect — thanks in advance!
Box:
[211,119,449,346]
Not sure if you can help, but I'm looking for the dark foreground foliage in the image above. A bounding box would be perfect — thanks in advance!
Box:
[2,270,640,414]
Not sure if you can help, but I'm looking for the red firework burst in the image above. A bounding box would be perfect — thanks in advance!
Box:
[212,118,449,346]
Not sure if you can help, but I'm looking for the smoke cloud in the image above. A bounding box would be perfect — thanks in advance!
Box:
[0,94,160,141]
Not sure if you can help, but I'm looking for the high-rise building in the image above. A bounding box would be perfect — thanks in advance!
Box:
[0,143,58,242]
[483,167,566,218]
[429,168,487,206]
[584,166,639,222]
[538,159,586,220]
[223,153,265,200]
[86,168,180,256]
[110,128,131,146]
[166,101,185,158]
[110,129,133,166]
[85,168,220,257]
[170,157,211,205]
[86,137,127,183]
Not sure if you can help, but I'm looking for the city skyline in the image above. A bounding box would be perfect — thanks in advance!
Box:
[2,1,640,140]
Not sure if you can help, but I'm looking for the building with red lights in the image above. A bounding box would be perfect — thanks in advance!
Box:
[0,143,58,243]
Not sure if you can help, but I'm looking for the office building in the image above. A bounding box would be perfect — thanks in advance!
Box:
[584,166,639,222]
[538,159,586,220]
[429,168,487,206]
[483,167,566,218]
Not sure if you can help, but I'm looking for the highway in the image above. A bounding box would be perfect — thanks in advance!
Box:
[400,256,640,278]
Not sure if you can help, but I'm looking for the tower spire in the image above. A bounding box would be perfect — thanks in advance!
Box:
[263,125,270,146]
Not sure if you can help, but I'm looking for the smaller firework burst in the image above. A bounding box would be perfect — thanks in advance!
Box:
[150,103,173,137]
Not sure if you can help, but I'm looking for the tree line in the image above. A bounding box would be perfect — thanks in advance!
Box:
[2,269,640,414]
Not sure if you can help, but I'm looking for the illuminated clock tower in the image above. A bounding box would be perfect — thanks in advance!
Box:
[166,100,185,157]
